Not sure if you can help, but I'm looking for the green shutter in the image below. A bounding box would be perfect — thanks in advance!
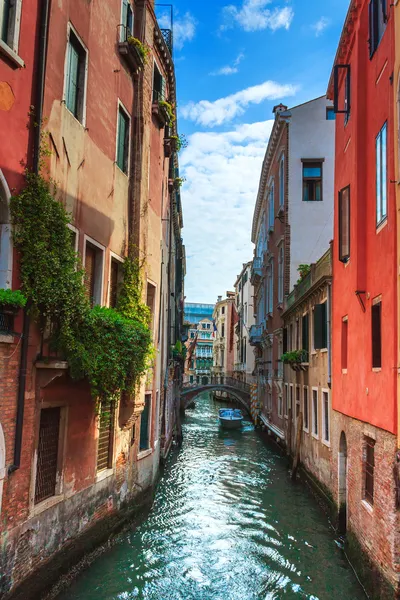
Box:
[161,76,166,101]
[302,313,309,353]
[66,41,79,117]
[121,0,128,39]
[314,304,327,349]
[117,109,128,173]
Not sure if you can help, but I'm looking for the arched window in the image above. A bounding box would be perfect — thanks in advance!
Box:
[0,171,13,289]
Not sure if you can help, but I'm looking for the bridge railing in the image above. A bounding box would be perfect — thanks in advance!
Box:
[182,374,251,394]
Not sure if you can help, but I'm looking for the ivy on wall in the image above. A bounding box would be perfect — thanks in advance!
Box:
[10,172,153,404]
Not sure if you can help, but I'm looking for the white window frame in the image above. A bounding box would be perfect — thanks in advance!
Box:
[115,99,131,176]
[95,402,117,482]
[108,251,124,308]
[289,383,294,417]
[312,386,319,439]
[278,394,283,418]
[67,223,79,253]
[284,383,288,418]
[120,0,134,41]
[321,388,330,446]
[83,235,105,306]
[63,23,89,127]
[303,386,309,433]
[0,0,23,66]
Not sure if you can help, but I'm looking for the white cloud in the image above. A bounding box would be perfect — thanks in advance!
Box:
[222,0,294,32]
[181,79,298,127]
[180,120,274,302]
[158,12,196,50]
[312,17,330,37]
[210,53,245,76]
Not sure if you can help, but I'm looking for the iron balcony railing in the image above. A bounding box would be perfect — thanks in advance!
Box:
[118,24,133,42]
[249,324,263,345]
[153,89,166,104]
[160,28,173,54]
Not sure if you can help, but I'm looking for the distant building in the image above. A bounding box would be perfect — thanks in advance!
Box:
[184,303,214,385]
[213,293,236,376]
[234,262,255,382]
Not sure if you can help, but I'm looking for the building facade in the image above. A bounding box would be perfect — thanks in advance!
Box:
[250,97,335,441]
[233,262,255,382]
[328,1,398,596]
[0,1,185,597]
[183,303,214,385]
[281,248,333,493]
[213,293,236,376]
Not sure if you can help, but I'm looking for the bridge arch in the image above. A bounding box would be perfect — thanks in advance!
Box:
[181,375,251,414]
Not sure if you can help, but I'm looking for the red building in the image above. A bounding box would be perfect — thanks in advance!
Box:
[328,1,398,595]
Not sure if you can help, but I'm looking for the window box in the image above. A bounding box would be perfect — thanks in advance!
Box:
[281,350,309,371]
[152,101,171,128]
[118,37,144,74]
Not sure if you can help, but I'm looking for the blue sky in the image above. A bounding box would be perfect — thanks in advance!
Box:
[156,0,349,303]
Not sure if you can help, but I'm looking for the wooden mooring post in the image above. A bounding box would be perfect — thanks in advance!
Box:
[291,412,303,480]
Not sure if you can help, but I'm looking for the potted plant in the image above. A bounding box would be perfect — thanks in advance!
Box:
[127,36,150,63]
[281,349,308,371]
[0,289,27,315]
[174,177,186,189]
[297,264,311,281]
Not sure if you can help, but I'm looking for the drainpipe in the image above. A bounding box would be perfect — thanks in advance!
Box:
[327,281,332,388]
[9,0,50,474]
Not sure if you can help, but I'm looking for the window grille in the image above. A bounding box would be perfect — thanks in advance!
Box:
[364,437,375,505]
[97,400,114,472]
[34,408,61,504]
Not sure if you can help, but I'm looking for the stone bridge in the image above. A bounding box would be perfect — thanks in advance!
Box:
[180,375,251,413]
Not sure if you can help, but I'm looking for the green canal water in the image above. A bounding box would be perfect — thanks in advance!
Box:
[59,393,365,600]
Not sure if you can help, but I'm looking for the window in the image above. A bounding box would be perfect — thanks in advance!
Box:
[120,0,134,40]
[116,105,130,174]
[109,257,123,309]
[342,317,348,370]
[322,390,330,444]
[312,388,318,437]
[295,386,300,420]
[140,393,151,451]
[372,300,382,368]
[97,400,115,472]
[268,185,274,229]
[289,384,293,417]
[190,331,195,339]
[267,261,273,314]
[314,302,327,350]
[326,107,335,120]
[0,172,12,290]
[207,323,210,329]
[279,156,285,206]
[302,160,322,201]
[221,324,225,338]
[34,407,61,504]
[84,239,104,307]
[0,0,22,54]
[190,375,193,384]
[153,62,166,103]
[369,0,387,57]
[278,394,283,417]
[284,384,288,417]
[376,122,387,226]
[65,28,87,123]
[278,246,284,304]
[333,64,351,123]
[363,437,375,505]
[222,306,225,315]
[146,282,156,333]
[302,312,309,355]
[339,186,350,262]
[303,387,309,432]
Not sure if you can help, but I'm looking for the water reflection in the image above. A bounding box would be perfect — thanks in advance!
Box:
[58,393,365,600]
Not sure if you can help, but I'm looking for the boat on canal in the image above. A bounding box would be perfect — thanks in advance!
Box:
[218,408,243,430]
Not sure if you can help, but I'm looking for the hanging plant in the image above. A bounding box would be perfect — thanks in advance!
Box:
[170,134,188,153]
[159,100,175,127]
[0,289,27,309]
[127,36,150,63]
[174,177,186,188]
[10,172,153,405]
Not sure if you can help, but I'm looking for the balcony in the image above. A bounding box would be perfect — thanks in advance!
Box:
[152,90,171,128]
[284,249,332,311]
[249,325,263,346]
[160,29,173,54]
[117,25,145,74]
[250,257,263,285]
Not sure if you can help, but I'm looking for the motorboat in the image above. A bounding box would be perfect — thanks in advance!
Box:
[219,408,243,430]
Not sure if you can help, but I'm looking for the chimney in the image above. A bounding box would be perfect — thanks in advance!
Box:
[273,103,288,116]
[217,296,222,302]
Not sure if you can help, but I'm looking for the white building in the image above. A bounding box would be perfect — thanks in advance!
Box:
[234,262,255,382]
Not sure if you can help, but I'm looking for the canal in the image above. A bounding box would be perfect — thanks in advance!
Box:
[58,393,365,600]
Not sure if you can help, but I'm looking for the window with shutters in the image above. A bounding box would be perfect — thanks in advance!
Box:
[339,185,350,262]
[0,0,22,55]
[363,437,375,505]
[153,62,166,103]
[376,122,387,226]
[284,383,288,417]
[146,282,156,333]
[84,239,104,307]
[372,300,382,369]
[120,0,134,41]
[140,393,151,451]
[221,323,225,338]
[312,388,318,437]
[65,27,87,124]
[278,245,284,304]
[97,400,115,472]
[342,317,348,371]
[278,394,283,417]
[333,64,351,123]
[313,302,327,350]
[34,408,61,505]
[303,387,309,432]
[109,257,123,308]
[279,155,285,207]
[116,104,130,174]
[302,312,309,355]
[268,184,275,229]
[322,390,330,445]
[302,160,323,202]
[369,0,387,58]
[289,384,293,417]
